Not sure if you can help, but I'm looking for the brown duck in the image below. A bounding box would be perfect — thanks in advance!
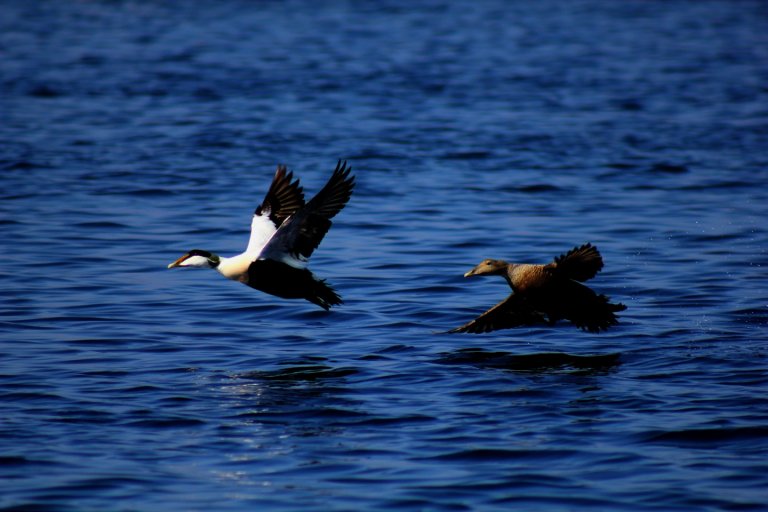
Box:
[450,243,626,334]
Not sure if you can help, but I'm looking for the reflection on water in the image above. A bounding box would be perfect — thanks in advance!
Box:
[437,348,621,374]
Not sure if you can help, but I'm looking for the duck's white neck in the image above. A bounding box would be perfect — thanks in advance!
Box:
[217,252,253,281]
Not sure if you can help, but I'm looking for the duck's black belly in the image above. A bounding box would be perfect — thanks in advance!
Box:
[246,259,315,298]
[246,259,341,310]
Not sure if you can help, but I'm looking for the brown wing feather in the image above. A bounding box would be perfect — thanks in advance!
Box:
[254,165,305,227]
[544,243,604,282]
[449,294,547,334]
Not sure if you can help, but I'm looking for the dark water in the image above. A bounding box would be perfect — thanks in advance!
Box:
[2,1,768,510]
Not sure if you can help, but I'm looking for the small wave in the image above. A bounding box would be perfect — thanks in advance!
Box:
[0,456,37,466]
[648,162,688,174]
[125,417,206,428]
[3,391,64,402]
[676,180,755,191]
[642,426,768,446]
[515,184,562,193]
[73,221,127,229]
[424,447,577,462]
[729,307,768,326]
[349,414,435,427]
[1,160,50,171]
[345,148,409,161]
[238,365,358,382]
[440,150,492,160]
[27,83,64,98]
[375,344,418,354]
[117,188,176,197]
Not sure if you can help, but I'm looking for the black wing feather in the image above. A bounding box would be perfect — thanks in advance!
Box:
[260,160,354,262]
[304,160,355,219]
[254,165,305,227]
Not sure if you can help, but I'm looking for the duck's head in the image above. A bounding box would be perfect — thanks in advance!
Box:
[167,249,221,269]
[463,259,509,277]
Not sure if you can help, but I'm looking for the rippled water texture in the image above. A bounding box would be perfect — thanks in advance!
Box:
[2,1,768,510]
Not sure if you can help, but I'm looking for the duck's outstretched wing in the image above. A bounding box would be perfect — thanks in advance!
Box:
[448,294,547,334]
[544,243,604,282]
[258,160,355,266]
[304,160,355,220]
[246,165,305,255]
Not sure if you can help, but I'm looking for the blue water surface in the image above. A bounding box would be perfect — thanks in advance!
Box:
[2,1,768,510]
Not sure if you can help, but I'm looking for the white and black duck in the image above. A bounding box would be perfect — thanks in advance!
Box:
[168,160,354,310]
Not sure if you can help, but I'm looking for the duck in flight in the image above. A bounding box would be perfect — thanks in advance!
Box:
[168,160,354,310]
[449,243,626,334]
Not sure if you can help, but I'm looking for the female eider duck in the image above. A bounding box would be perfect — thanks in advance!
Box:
[450,243,626,334]
[168,160,354,310]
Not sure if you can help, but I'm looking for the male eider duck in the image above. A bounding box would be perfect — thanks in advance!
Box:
[168,160,354,310]
[450,243,626,333]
